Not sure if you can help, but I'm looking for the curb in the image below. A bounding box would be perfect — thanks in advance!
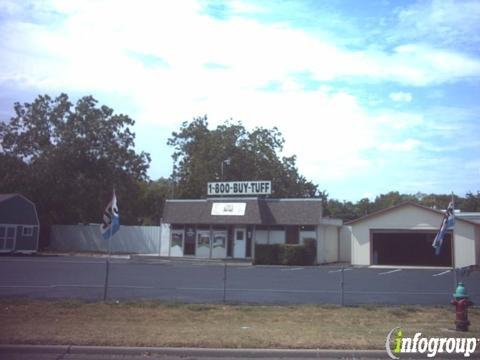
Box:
[1,345,476,358]
[129,255,252,266]
[0,345,387,358]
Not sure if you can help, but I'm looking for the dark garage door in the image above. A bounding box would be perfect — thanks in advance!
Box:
[372,231,452,267]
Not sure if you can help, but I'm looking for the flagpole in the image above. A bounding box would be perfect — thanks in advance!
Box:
[103,225,112,301]
[103,188,115,302]
[451,192,456,291]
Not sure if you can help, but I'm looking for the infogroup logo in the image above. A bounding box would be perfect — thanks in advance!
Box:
[386,327,479,359]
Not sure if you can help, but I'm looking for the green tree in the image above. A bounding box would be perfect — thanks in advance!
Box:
[137,178,172,225]
[371,191,416,212]
[356,197,373,216]
[324,199,357,221]
[0,94,151,244]
[168,116,318,198]
[457,191,480,212]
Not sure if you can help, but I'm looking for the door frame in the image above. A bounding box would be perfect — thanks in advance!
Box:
[233,226,246,258]
[0,225,16,253]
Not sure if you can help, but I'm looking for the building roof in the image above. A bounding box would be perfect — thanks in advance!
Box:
[0,193,39,225]
[162,198,325,226]
[456,212,480,224]
[345,201,479,226]
[0,194,17,203]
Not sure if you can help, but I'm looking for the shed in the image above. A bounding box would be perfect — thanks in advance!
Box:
[0,194,39,253]
[342,202,480,268]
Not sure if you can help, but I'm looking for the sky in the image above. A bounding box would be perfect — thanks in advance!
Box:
[0,0,479,201]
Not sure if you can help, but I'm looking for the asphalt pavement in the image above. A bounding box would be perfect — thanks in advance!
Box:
[0,254,479,305]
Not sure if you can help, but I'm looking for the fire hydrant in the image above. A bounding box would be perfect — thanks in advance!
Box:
[451,282,474,331]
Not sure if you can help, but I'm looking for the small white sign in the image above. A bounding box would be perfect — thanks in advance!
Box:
[211,203,247,216]
[207,181,271,196]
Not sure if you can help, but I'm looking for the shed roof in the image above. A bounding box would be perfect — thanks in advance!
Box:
[0,194,17,203]
[345,201,479,227]
[162,198,324,226]
[0,193,39,226]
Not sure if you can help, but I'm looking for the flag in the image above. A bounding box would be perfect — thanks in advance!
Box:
[432,198,455,255]
[100,189,120,240]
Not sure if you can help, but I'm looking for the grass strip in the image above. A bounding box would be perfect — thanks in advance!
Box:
[1,299,479,349]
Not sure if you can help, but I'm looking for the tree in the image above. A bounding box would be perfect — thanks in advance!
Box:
[371,191,416,213]
[168,116,318,198]
[459,191,480,212]
[324,199,357,221]
[137,178,172,225]
[0,94,151,245]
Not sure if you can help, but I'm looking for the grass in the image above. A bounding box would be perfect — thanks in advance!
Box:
[0,299,479,349]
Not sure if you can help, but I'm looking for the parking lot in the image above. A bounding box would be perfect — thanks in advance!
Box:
[0,255,479,305]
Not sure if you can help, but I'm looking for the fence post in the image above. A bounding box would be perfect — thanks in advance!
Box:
[103,259,110,301]
[223,263,227,303]
[340,265,345,306]
[453,266,458,291]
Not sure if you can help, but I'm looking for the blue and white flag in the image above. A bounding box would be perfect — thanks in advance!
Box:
[432,199,455,255]
[100,190,120,240]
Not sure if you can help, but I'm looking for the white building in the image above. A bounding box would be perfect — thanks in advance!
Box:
[342,202,480,268]
[161,198,344,264]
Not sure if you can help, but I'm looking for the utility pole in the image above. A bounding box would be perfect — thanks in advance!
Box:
[221,158,231,182]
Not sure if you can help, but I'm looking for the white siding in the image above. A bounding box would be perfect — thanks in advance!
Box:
[324,226,338,263]
[348,204,478,267]
[339,226,351,262]
[316,225,339,264]
[454,221,477,267]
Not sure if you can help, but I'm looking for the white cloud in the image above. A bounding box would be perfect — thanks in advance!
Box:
[465,160,480,176]
[378,139,421,152]
[1,0,479,197]
[395,0,480,49]
[2,0,480,102]
[389,92,412,103]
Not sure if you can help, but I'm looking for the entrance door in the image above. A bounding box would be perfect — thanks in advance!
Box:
[184,227,196,256]
[234,227,246,258]
[0,225,16,252]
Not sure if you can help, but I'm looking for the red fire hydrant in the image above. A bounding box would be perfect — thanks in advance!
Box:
[451,282,474,331]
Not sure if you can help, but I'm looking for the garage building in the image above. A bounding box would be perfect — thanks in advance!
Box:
[342,202,480,267]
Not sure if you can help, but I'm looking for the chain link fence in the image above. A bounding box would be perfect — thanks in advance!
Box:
[1,258,479,305]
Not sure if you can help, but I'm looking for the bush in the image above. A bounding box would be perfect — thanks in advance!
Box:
[254,243,316,266]
[280,244,306,265]
[254,244,281,265]
[303,238,317,264]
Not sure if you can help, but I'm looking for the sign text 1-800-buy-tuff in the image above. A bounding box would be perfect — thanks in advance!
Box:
[208,181,271,196]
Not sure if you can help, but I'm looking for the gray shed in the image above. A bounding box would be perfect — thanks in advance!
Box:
[0,194,39,253]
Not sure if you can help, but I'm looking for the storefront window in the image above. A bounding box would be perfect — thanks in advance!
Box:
[196,230,211,258]
[212,231,227,258]
[170,230,184,257]
[198,233,210,248]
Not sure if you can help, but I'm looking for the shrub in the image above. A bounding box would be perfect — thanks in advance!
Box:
[280,244,306,265]
[254,243,316,266]
[303,238,317,264]
[254,244,281,265]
